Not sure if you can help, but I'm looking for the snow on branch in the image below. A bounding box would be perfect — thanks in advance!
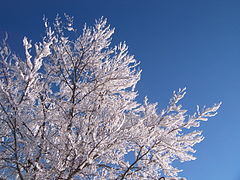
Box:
[0,15,221,180]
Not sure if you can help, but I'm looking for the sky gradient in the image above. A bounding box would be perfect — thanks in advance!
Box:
[0,0,240,179]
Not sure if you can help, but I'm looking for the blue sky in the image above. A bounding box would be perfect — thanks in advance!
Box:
[1,0,240,179]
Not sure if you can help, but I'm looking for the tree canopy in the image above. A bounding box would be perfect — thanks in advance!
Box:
[0,15,221,180]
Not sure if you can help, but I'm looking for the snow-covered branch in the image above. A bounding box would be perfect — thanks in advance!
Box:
[0,15,220,180]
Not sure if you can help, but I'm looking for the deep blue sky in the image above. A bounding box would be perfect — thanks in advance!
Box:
[1,0,240,179]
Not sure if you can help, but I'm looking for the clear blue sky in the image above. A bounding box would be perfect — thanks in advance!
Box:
[0,0,240,179]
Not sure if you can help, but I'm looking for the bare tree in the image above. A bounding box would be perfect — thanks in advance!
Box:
[0,15,221,179]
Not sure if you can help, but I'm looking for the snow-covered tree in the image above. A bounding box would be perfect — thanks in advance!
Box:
[0,15,220,180]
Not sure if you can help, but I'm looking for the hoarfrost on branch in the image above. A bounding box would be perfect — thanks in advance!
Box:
[0,15,221,180]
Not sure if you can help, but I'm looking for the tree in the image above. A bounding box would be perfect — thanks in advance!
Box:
[0,15,220,180]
